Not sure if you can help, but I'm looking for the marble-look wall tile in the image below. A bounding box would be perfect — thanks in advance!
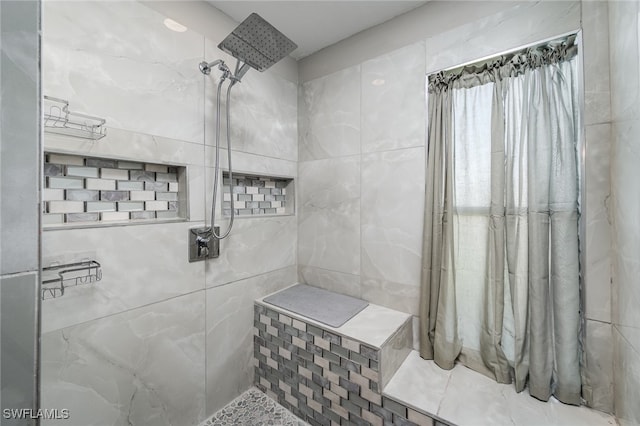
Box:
[425,1,580,74]
[41,291,206,426]
[203,165,224,231]
[609,119,640,426]
[384,351,451,417]
[582,0,616,415]
[611,119,640,330]
[582,0,611,126]
[205,266,297,415]
[320,303,411,349]
[41,2,300,423]
[585,124,612,323]
[202,151,297,288]
[361,42,426,153]
[412,315,420,351]
[1,272,39,419]
[298,203,361,275]
[299,66,361,161]
[613,326,640,426]
[361,147,425,288]
[436,357,615,426]
[204,147,297,179]
[45,128,205,169]
[41,221,205,332]
[204,40,298,162]
[228,71,298,162]
[297,43,426,314]
[1,0,40,275]
[205,216,297,288]
[584,320,614,413]
[297,265,361,299]
[608,0,640,123]
[298,156,360,213]
[361,277,421,316]
[380,319,413,389]
[188,165,206,222]
[386,351,615,426]
[608,1,640,423]
[298,156,361,275]
[43,1,204,144]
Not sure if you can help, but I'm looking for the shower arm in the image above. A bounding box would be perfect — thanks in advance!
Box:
[199,59,228,76]
[233,60,252,82]
[200,58,252,82]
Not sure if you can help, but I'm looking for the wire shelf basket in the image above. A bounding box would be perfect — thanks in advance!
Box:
[42,260,102,300]
[44,96,107,140]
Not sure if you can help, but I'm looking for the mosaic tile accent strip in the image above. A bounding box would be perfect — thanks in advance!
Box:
[43,153,183,225]
[200,387,307,426]
[223,173,292,217]
[253,304,438,426]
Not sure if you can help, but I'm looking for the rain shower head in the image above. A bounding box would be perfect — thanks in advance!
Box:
[218,13,297,73]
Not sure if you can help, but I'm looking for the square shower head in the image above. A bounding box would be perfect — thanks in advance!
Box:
[218,13,297,72]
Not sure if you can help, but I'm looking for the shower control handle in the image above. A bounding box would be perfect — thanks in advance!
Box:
[188,227,220,262]
[196,235,209,257]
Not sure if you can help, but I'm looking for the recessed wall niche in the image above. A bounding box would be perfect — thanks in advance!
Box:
[43,152,187,226]
[222,172,294,217]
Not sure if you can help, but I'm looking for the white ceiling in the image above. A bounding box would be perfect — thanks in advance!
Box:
[207,1,428,60]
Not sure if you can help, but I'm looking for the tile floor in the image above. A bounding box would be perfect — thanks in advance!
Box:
[202,353,619,426]
[384,351,618,426]
[200,387,307,426]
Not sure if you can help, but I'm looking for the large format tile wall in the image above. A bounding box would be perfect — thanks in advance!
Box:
[40,1,297,424]
[33,0,632,424]
[0,1,41,422]
[608,1,640,425]
[581,1,615,413]
[297,0,617,414]
[298,42,426,314]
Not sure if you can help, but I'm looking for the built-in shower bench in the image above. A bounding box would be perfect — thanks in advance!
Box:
[253,285,441,425]
[253,285,618,426]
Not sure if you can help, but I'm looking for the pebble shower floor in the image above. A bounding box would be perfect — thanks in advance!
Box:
[200,387,308,426]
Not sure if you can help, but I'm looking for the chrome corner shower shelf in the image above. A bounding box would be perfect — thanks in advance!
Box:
[41,260,102,300]
[44,96,107,140]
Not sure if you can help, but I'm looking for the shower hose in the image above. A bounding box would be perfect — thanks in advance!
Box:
[209,73,237,239]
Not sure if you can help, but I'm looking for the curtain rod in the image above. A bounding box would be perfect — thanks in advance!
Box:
[426,29,581,78]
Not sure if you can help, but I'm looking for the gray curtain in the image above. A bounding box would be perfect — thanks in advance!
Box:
[419,37,582,404]
[419,81,461,369]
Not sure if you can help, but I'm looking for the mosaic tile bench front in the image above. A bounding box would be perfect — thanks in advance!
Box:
[253,303,445,426]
